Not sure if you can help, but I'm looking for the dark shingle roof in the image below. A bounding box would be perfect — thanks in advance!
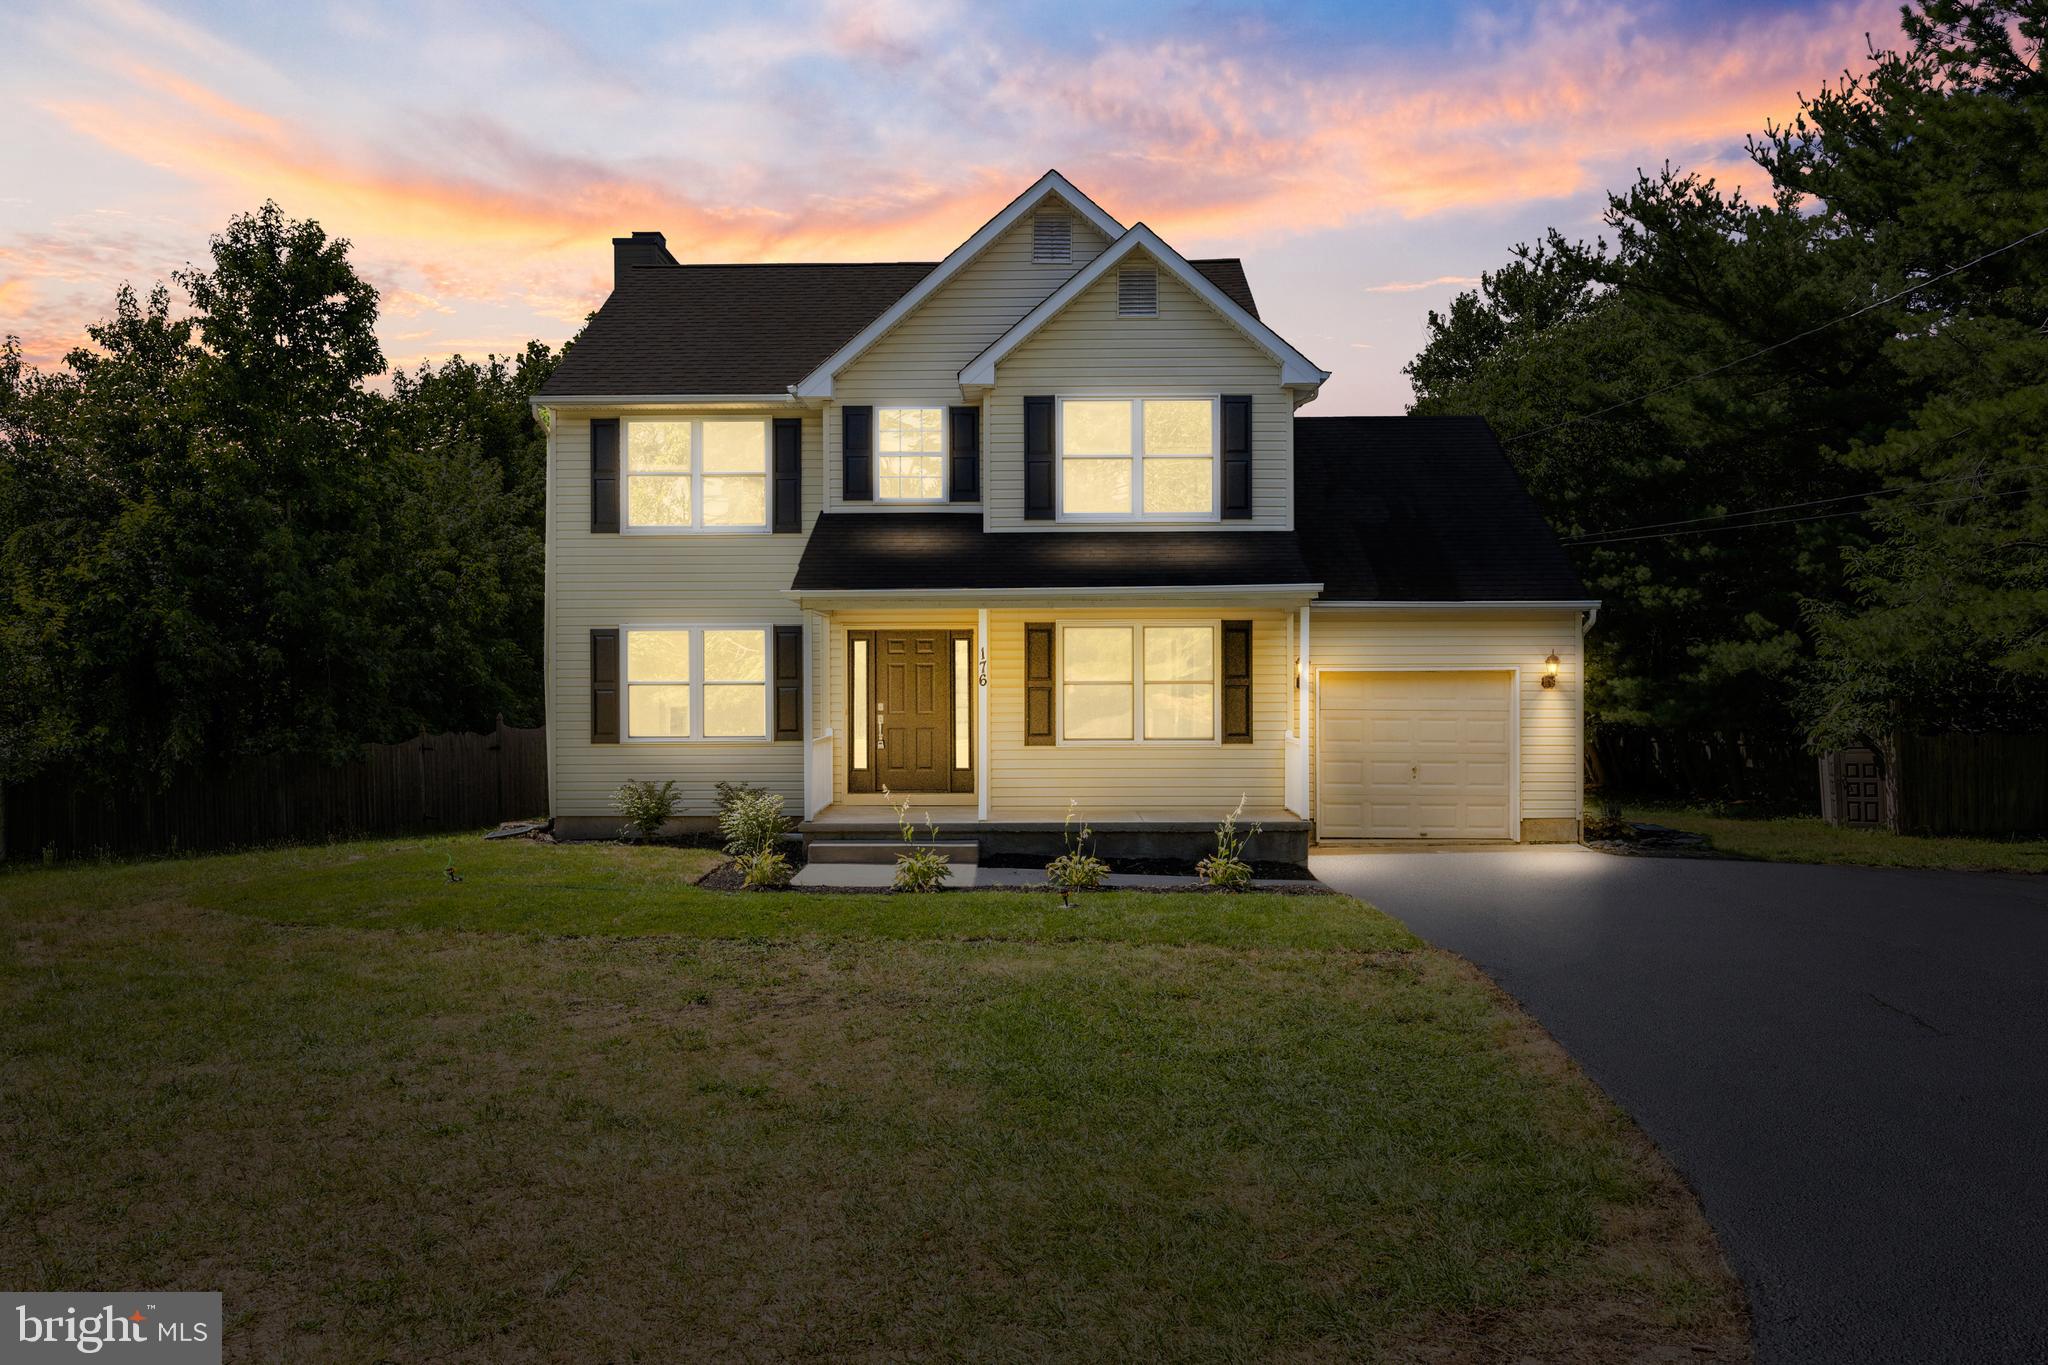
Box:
[1293,416,1587,602]
[792,514,1315,592]
[539,258,1259,397]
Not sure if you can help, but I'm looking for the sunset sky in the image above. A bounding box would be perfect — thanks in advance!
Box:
[0,0,1904,413]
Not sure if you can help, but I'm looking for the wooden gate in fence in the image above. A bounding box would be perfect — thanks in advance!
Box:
[1,720,548,862]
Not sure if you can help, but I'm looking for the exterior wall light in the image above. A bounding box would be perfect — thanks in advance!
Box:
[1541,651,1561,689]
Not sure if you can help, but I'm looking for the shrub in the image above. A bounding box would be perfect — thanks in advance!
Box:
[611,779,679,841]
[883,785,953,893]
[714,779,769,820]
[1195,795,1260,892]
[738,848,794,890]
[719,789,792,861]
[1045,799,1109,906]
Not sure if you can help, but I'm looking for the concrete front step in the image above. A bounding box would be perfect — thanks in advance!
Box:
[804,840,980,866]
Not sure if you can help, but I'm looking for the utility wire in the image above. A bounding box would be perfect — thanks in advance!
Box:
[1565,470,1989,544]
[1570,483,2040,548]
[1502,222,2048,444]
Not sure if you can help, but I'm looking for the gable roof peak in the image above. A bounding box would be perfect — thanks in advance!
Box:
[793,170,1125,398]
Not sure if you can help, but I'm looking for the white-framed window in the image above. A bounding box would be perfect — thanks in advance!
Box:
[624,626,770,740]
[1058,622,1218,743]
[876,407,946,501]
[1058,396,1217,521]
[624,418,769,531]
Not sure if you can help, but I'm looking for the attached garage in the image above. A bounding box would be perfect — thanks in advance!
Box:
[1316,670,1515,839]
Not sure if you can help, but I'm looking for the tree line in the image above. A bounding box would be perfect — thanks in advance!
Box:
[0,204,560,789]
[3,0,2042,798]
[1408,0,2047,762]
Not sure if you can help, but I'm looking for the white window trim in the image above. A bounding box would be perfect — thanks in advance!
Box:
[1054,393,1221,524]
[620,624,774,742]
[1055,620,1223,746]
[874,405,950,504]
[623,417,770,534]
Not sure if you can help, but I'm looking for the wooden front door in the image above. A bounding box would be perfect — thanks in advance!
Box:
[846,630,975,795]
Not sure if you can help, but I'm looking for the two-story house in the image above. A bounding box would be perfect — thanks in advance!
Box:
[534,171,1594,859]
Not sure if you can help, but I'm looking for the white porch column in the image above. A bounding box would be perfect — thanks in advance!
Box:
[976,607,991,821]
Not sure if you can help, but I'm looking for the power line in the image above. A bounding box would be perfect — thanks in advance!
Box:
[1502,221,2048,444]
[1570,484,2040,548]
[1566,460,1982,545]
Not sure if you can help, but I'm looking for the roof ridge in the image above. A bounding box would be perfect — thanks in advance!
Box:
[629,260,940,271]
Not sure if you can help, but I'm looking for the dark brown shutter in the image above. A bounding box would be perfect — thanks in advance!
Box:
[773,624,802,739]
[1221,620,1252,743]
[1024,396,1054,519]
[1221,396,1252,520]
[772,417,802,532]
[591,628,620,743]
[842,405,873,501]
[590,418,620,533]
[949,405,980,502]
[1024,622,1055,745]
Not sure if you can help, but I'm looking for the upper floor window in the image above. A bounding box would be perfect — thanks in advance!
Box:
[1033,211,1072,263]
[625,418,768,530]
[877,407,946,501]
[1117,267,1157,317]
[1058,397,1216,520]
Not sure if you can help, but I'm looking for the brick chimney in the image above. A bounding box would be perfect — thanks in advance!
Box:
[611,231,674,288]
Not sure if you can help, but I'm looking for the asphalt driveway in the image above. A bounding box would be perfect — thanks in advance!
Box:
[1310,846,2048,1365]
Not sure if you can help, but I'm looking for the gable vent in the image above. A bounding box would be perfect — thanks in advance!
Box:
[1117,266,1158,317]
[1032,211,1072,263]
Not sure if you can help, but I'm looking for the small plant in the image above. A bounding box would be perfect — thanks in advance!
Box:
[882,785,952,893]
[1044,799,1110,906]
[738,847,794,889]
[714,779,770,820]
[1196,795,1261,892]
[719,789,792,861]
[719,788,795,890]
[611,778,680,842]
[443,857,463,884]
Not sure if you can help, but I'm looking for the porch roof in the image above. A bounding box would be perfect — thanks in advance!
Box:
[790,513,1319,594]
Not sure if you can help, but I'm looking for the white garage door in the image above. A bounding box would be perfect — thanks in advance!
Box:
[1317,671,1514,839]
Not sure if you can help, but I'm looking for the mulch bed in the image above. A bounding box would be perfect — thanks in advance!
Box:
[979,853,1317,881]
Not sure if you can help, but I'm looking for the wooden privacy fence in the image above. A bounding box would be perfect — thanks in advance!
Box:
[1891,733,2048,836]
[1585,726,1817,811]
[1,720,548,862]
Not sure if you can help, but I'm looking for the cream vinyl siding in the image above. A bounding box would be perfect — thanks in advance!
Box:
[986,605,1290,818]
[825,608,980,805]
[826,198,1112,509]
[1306,612,1583,831]
[546,412,818,817]
[984,254,1292,532]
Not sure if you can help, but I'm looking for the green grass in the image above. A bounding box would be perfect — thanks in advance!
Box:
[1627,804,2048,875]
[0,836,1746,1362]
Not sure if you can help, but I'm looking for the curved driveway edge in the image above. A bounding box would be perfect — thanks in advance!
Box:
[1310,846,2048,1365]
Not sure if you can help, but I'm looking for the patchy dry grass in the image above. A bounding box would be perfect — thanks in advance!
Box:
[1627,804,2048,875]
[1,837,1746,1362]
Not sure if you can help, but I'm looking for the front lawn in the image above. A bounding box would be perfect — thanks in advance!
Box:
[1624,804,2048,875]
[1,837,1745,1361]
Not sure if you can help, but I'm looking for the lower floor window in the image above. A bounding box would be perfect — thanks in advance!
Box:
[625,626,768,739]
[1060,623,1216,742]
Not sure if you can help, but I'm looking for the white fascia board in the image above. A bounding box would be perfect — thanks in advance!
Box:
[1310,599,1602,611]
[792,171,1126,399]
[530,394,808,409]
[788,582,1324,607]
[959,224,1331,389]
